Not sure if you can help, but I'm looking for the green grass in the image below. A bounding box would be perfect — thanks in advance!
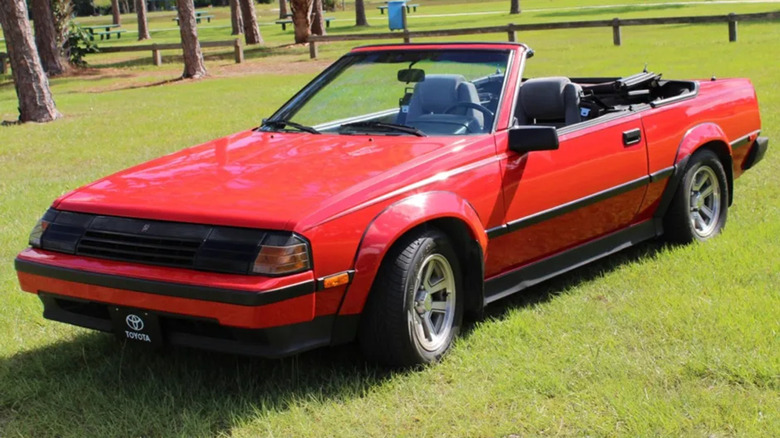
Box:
[1,1,779,436]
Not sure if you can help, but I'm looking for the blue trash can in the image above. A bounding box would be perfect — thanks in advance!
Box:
[388,1,406,31]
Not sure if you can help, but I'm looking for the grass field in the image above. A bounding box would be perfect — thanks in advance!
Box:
[1,1,779,436]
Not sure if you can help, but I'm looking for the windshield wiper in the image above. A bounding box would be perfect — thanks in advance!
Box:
[262,119,320,134]
[340,121,426,137]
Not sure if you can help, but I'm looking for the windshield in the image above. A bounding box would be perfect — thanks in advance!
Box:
[264,49,511,136]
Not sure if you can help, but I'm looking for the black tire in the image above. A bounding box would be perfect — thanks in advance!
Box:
[358,228,463,367]
[664,149,729,243]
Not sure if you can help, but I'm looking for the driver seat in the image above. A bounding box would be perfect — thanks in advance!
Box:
[405,74,484,128]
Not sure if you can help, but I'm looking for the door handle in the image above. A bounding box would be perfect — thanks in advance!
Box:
[623,129,642,146]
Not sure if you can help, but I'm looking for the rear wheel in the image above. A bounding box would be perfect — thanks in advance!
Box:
[664,149,729,243]
[359,229,463,366]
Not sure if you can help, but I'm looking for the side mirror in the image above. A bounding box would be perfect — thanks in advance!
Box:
[508,125,559,154]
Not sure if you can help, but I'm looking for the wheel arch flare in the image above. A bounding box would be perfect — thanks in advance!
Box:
[337,191,488,319]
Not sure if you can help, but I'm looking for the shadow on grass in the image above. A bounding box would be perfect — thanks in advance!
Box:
[0,331,398,436]
[0,239,667,436]
[537,4,687,19]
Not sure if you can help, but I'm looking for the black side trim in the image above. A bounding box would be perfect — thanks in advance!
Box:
[742,137,768,171]
[16,258,315,307]
[649,166,674,182]
[484,221,657,305]
[495,175,650,237]
[486,224,508,239]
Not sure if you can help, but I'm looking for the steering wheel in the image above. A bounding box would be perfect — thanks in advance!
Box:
[444,102,495,119]
[444,102,495,131]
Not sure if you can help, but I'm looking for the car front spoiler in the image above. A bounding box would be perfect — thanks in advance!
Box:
[38,291,338,358]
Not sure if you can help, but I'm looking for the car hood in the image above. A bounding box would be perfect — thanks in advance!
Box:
[55,130,472,231]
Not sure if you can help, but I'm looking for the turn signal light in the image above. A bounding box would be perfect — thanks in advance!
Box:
[252,241,310,275]
[322,272,350,289]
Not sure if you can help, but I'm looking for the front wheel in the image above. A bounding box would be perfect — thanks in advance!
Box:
[664,149,729,243]
[359,229,463,367]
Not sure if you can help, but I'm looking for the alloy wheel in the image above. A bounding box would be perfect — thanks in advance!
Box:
[688,166,722,238]
[409,254,456,352]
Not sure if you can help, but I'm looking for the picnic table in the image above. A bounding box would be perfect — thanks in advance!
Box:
[82,24,126,41]
[173,10,216,25]
[377,2,419,14]
[275,17,334,31]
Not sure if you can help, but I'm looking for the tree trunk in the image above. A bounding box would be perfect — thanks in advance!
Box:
[176,0,206,79]
[311,0,325,36]
[30,0,65,76]
[355,0,368,26]
[239,0,262,45]
[111,0,121,25]
[510,0,520,15]
[50,0,73,51]
[290,0,312,44]
[0,0,61,122]
[278,0,288,19]
[135,0,150,40]
[229,0,243,35]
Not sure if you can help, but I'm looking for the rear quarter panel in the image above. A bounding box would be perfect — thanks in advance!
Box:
[642,78,761,172]
[634,78,761,220]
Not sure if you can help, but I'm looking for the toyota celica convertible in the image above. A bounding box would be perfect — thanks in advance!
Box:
[15,43,768,366]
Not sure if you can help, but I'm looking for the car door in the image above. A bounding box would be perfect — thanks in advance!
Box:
[485,112,649,278]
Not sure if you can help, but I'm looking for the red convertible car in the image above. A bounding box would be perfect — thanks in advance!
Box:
[15,43,768,366]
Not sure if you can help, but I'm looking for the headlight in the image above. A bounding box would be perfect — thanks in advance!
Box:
[28,209,58,248]
[252,234,311,275]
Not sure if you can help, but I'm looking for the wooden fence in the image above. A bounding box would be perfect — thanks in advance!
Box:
[97,39,244,66]
[307,11,780,59]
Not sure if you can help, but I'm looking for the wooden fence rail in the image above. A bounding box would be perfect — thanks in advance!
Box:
[97,39,243,66]
[307,11,780,59]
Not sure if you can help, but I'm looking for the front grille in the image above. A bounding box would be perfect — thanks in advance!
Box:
[38,211,280,275]
[77,230,202,268]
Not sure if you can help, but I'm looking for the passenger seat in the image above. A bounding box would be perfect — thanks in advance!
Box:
[515,77,582,127]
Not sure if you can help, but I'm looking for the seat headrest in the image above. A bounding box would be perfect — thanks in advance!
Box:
[518,77,572,121]
[413,74,469,114]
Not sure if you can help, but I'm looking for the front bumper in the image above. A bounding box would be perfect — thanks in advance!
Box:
[742,136,769,171]
[15,250,351,358]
